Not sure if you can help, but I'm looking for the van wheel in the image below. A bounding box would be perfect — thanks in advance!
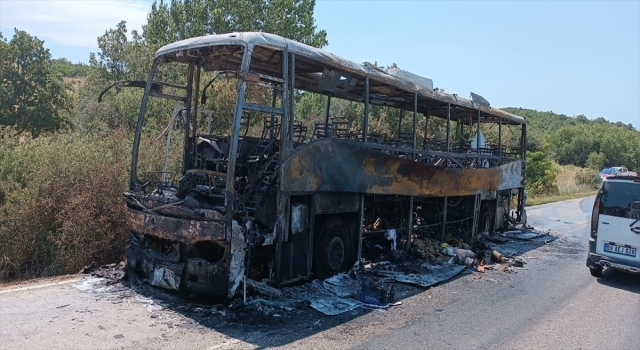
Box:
[590,266,603,277]
[313,217,351,279]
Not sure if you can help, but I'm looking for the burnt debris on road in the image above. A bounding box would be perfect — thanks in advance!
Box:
[78,223,552,318]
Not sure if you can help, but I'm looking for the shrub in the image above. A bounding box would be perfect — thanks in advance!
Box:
[574,168,601,189]
[586,152,605,171]
[0,130,132,280]
[525,151,559,196]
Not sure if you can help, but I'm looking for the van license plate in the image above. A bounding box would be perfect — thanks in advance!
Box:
[604,243,637,257]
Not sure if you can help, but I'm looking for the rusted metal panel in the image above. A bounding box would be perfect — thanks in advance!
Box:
[283,139,523,197]
[183,258,228,296]
[127,240,229,296]
[481,191,497,200]
[497,160,525,190]
[313,192,360,214]
[124,194,226,221]
[125,207,225,243]
[127,243,185,291]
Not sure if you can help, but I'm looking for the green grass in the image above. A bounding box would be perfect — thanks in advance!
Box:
[527,190,596,206]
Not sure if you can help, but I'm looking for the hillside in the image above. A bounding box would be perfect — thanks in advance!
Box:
[502,108,640,170]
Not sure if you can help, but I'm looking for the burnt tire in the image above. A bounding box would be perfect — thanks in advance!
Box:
[125,261,139,285]
[479,203,494,233]
[313,217,352,279]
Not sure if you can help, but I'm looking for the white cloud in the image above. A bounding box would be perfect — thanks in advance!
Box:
[0,0,150,48]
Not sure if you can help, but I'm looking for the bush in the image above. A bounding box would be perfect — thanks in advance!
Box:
[0,130,132,280]
[526,151,559,196]
[574,168,601,189]
[586,152,605,171]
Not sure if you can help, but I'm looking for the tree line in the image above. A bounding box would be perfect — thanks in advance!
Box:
[503,108,640,171]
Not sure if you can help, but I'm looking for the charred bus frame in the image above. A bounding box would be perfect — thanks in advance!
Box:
[108,32,527,298]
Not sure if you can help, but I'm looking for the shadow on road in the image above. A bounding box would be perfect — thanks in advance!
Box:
[117,233,553,348]
[596,269,640,294]
[126,277,411,348]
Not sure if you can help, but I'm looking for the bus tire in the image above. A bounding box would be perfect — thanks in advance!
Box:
[313,217,351,279]
[479,202,494,234]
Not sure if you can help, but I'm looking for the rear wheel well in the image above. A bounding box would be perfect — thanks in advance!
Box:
[479,200,496,233]
[312,213,359,278]
[589,265,603,277]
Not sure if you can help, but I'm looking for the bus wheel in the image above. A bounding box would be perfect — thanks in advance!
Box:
[479,203,494,234]
[313,217,351,278]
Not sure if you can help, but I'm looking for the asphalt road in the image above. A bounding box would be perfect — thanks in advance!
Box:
[1,196,638,350]
[353,197,640,350]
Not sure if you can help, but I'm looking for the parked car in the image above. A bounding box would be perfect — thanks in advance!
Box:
[598,167,638,180]
[612,166,628,173]
[599,167,618,180]
[611,166,638,177]
[586,175,640,277]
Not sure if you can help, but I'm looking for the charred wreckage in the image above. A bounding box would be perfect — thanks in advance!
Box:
[99,32,528,299]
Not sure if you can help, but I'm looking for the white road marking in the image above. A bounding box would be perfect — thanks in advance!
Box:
[0,278,82,294]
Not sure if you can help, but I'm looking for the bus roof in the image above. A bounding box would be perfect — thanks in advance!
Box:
[156,32,526,126]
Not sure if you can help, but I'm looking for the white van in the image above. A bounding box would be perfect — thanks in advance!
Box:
[587,174,640,276]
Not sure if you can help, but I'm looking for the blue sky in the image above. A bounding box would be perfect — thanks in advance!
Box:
[1,0,638,128]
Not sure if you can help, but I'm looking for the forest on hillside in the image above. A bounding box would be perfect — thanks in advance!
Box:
[503,107,639,171]
[1,0,638,280]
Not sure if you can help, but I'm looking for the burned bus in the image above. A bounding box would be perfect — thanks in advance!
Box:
[105,32,527,298]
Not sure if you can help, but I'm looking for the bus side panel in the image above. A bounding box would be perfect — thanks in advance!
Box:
[282,139,523,197]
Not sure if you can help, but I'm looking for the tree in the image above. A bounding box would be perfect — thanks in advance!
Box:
[89,0,329,132]
[0,29,70,137]
[143,0,328,48]
[51,58,89,78]
[545,124,598,166]
[525,151,558,196]
[97,20,130,81]
[586,151,605,171]
[143,0,209,47]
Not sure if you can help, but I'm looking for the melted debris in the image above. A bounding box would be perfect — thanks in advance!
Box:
[70,223,554,319]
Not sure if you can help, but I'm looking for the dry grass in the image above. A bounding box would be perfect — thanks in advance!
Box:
[0,127,189,282]
[0,130,132,281]
[555,165,596,195]
[528,164,598,206]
